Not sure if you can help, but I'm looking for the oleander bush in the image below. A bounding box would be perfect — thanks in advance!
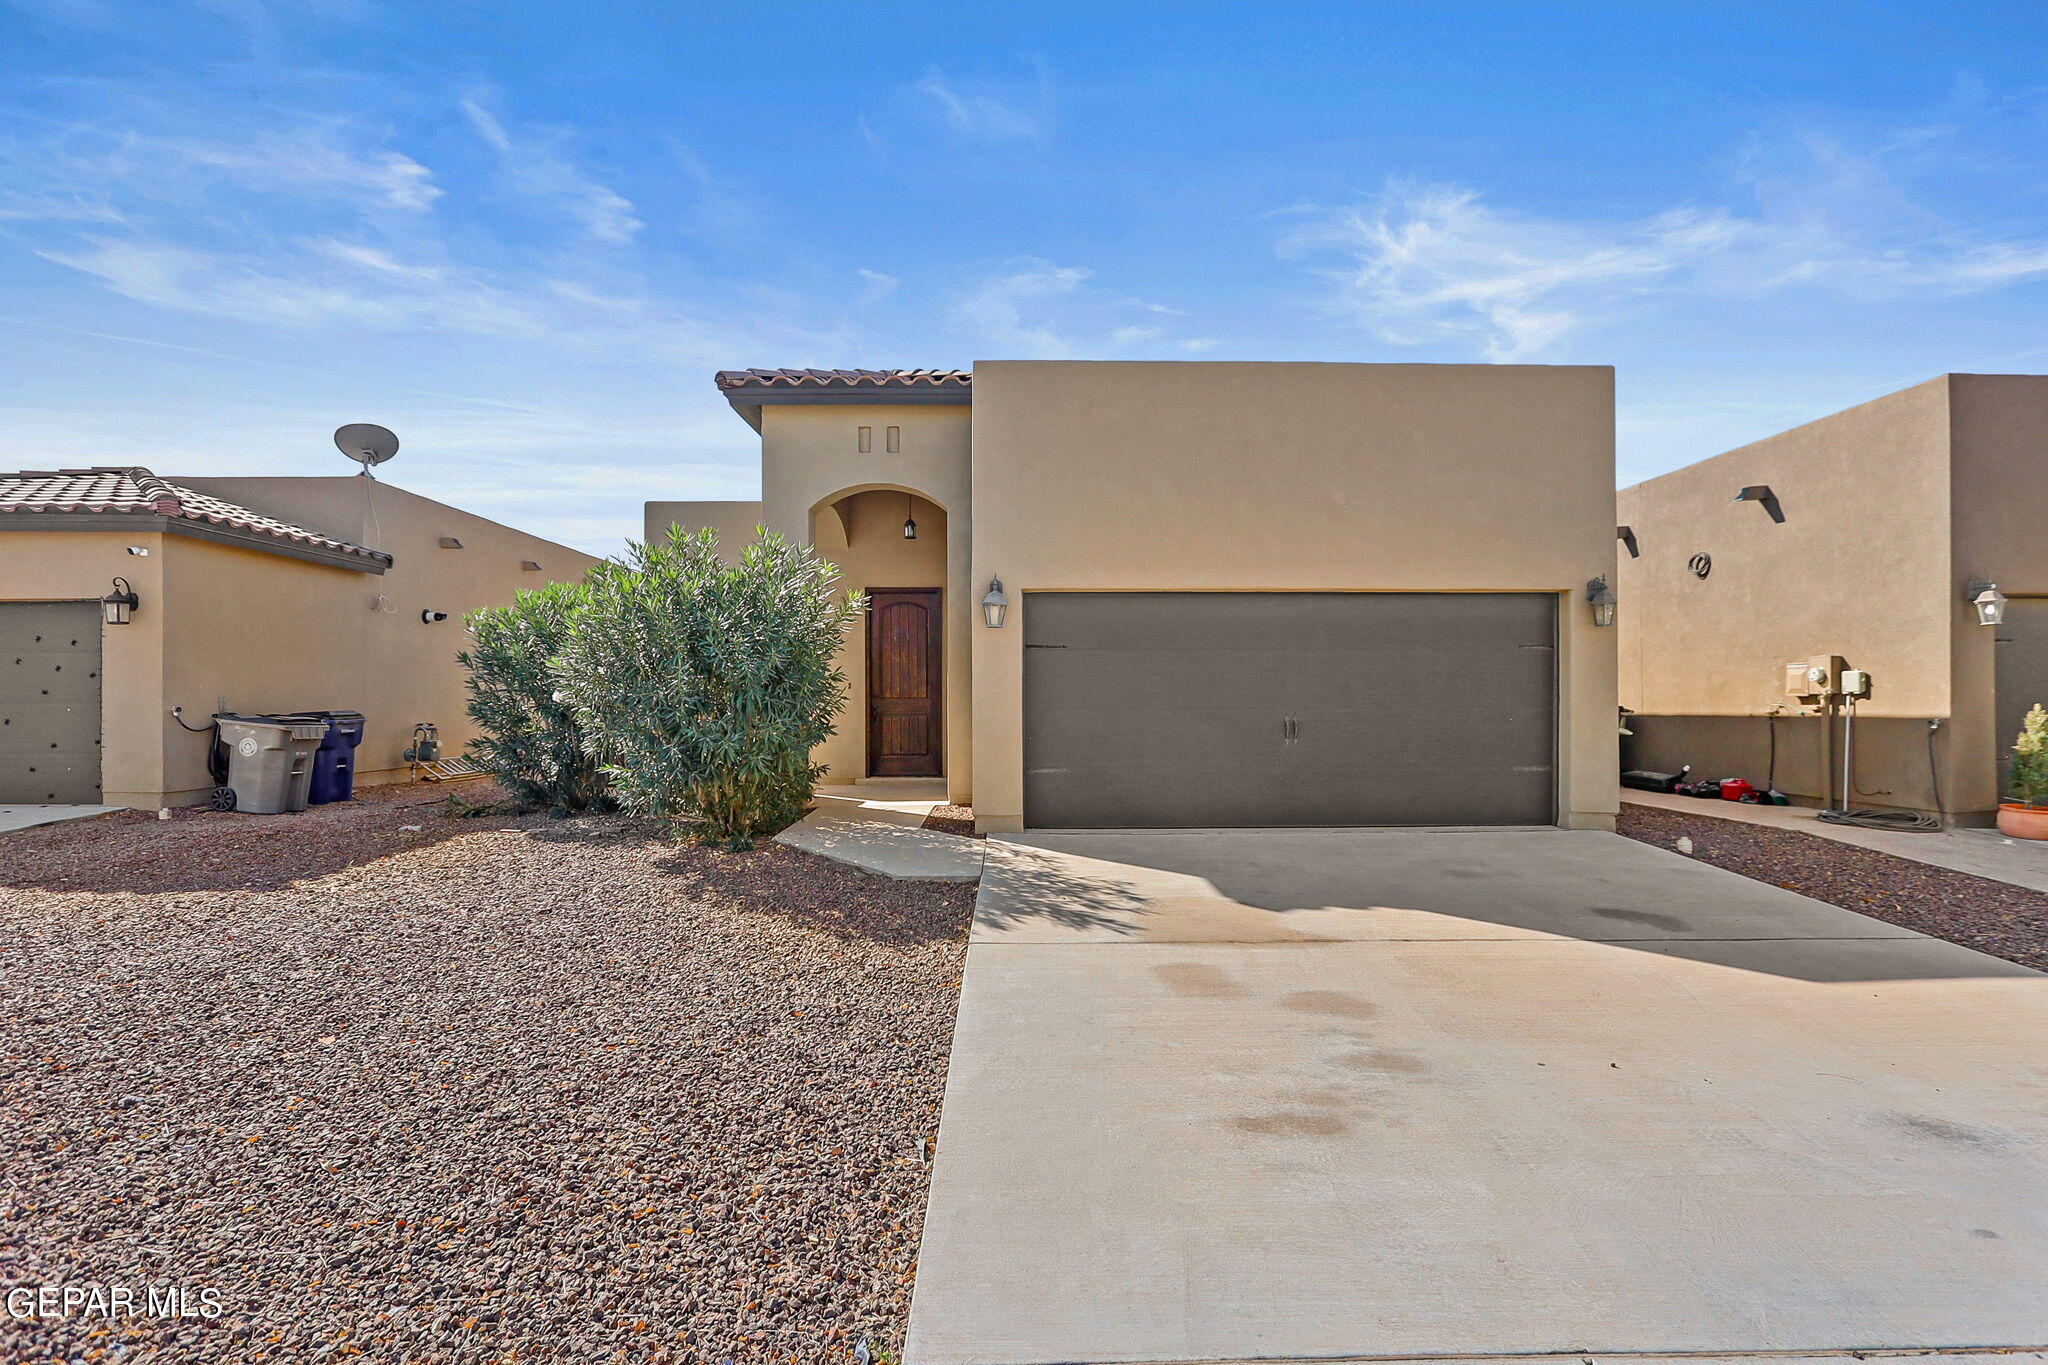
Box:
[555,527,864,848]
[460,580,611,815]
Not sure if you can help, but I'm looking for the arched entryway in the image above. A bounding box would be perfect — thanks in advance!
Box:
[807,485,948,781]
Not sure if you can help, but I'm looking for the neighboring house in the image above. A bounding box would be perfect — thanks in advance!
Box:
[0,467,600,809]
[1616,374,2048,824]
[653,361,1619,833]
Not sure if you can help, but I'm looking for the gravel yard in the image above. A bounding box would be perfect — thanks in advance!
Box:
[2,784,974,1363]
[1618,801,2048,972]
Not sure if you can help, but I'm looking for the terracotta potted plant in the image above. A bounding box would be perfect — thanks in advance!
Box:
[1997,704,2048,840]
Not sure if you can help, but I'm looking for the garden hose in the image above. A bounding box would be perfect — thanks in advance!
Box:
[1818,698,1942,832]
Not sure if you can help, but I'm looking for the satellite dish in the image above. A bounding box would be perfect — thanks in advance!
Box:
[334,423,399,478]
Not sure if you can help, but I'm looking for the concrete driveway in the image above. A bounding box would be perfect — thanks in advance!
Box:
[906,829,2048,1365]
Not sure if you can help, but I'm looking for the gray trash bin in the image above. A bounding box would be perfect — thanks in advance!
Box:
[214,714,328,814]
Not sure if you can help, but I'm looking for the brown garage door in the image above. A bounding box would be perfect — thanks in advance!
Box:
[1,602,103,804]
[1023,592,1556,828]
[1995,598,2048,800]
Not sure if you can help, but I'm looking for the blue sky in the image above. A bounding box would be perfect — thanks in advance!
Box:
[5,2,2048,554]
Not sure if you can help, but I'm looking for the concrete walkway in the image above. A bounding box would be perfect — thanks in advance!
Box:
[0,803,122,835]
[1624,786,2048,894]
[773,780,985,882]
[907,828,2048,1365]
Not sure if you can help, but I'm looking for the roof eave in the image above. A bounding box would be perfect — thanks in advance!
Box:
[718,382,973,432]
[0,511,392,574]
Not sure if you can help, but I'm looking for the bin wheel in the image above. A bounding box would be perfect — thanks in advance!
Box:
[209,786,238,812]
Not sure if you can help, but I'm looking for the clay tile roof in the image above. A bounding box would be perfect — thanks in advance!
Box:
[0,467,393,568]
[714,368,972,391]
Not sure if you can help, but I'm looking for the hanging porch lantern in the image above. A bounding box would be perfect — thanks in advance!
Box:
[102,576,139,626]
[1585,575,1616,628]
[901,493,918,540]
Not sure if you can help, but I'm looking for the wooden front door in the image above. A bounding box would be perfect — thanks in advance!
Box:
[867,588,943,777]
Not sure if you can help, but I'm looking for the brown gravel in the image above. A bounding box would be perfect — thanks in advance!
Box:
[1618,802,2048,972]
[917,806,981,839]
[1,787,974,1362]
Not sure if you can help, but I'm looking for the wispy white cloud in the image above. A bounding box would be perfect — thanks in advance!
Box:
[1283,120,2048,360]
[2,115,441,214]
[951,260,1093,356]
[459,91,642,244]
[907,61,1054,145]
[950,258,1209,358]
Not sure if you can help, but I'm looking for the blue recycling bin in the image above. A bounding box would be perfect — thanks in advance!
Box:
[303,710,366,805]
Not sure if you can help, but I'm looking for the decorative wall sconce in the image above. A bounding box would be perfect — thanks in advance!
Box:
[1734,485,1784,522]
[102,577,139,625]
[1585,576,1616,628]
[981,577,1008,628]
[1965,578,2008,626]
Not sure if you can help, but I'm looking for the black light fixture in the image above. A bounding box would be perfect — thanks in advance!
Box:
[901,494,918,540]
[981,577,1008,628]
[1734,484,1784,522]
[1585,575,1616,628]
[1965,578,2008,626]
[102,576,138,626]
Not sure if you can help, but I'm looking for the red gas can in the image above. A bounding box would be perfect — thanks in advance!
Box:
[1719,778,1755,802]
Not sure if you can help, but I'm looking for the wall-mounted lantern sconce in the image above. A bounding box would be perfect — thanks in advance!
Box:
[981,577,1008,628]
[422,609,448,624]
[102,577,139,626]
[1965,578,2008,626]
[1734,485,1784,522]
[1617,525,1639,558]
[901,494,918,540]
[1586,575,1616,628]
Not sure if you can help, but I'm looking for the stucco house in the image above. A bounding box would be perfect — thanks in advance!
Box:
[651,361,1619,834]
[1,467,599,810]
[1616,373,2048,825]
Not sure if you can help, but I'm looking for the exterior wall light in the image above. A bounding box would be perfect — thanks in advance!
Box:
[102,577,139,626]
[1966,578,2008,626]
[981,577,1008,628]
[1586,576,1616,628]
[901,493,918,540]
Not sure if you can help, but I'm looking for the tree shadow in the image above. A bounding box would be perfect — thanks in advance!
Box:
[648,839,974,949]
[0,788,513,896]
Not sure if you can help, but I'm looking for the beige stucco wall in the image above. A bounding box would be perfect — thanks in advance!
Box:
[1611,375,2048,819]
[1616,377,1954,722]
[170,477,603,803]
[757,404,973,802]
[0,529,168,806]
[966,361,1619,832]
[1949,373,2048,813]
[1,478,601,809]
[644,500,763,559]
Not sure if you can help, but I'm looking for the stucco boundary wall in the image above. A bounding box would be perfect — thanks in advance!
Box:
[1623,712,1977,822]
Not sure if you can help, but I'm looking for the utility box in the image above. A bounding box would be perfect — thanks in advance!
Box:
[1784,661,1820,703]
[213,714,327,814]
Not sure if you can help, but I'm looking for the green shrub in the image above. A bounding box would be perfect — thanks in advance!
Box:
[555,526,864,848]
[2012,703,2048,809]
[460,580,610,815]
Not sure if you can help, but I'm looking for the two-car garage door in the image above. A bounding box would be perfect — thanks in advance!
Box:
[1023,592,1556,828]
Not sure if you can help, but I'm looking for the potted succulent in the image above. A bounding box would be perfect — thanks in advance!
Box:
[1998,703,2048,840]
